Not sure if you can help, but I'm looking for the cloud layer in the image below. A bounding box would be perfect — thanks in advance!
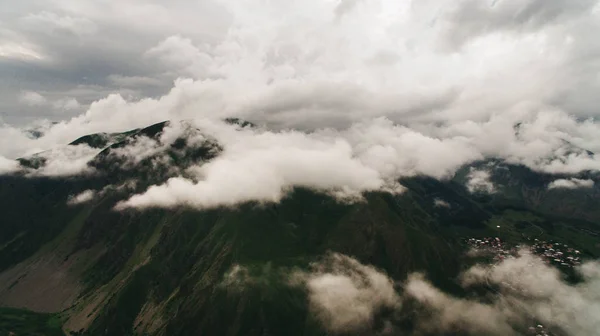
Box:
[295,251,600,335]
[406,250,600,336]
[67,189,96,205]
[548,178,595,189]
[2,0,600,209]
[292,253,400,333]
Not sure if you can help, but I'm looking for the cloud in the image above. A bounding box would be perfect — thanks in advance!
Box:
[2,0,600,205]
[67,189,96,205]
[344,118,482,180]
[116,120,392,209]
[105,120,218,172]
[24,144,99,177]
[292,253,401,333]
[221,250,600,335]
[107,75,162,88]
[405,273,517,335]
[406,250,600,336]
[466,168,496,193]
[52,98,81,111]
[19,91,48,106]
[548,178,595,189]
[18,90,80,111]
[0,0,598,125]
[145,35,214,78]
[0,41,45,61]
[220,264,252,289]
[433,198,451,208]
[334,0,363,18]
[20,11,98,37]
[440,0,598,49]
[113,112,600,210]
[0,156,19,174]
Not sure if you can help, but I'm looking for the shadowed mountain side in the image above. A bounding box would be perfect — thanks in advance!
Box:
[1,121,599,335]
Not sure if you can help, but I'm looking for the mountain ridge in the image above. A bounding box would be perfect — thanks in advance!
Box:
[0,120,599,335]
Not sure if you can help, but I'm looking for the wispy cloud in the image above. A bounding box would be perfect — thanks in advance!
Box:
[548,178,594,189]
[291,253,400,333]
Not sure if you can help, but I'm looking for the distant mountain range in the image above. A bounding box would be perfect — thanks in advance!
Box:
[1,120,598,335]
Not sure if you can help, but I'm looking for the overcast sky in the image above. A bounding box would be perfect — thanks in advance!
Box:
[0,0,232,125]
[1,0,599,126]
[2,0,600,166]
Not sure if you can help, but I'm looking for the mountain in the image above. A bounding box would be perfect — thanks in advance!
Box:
[0,120,599,335]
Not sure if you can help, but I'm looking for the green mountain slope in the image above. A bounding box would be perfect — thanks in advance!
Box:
[0,121,598,335]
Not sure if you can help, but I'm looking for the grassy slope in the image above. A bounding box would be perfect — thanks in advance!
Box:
[81,188,469,336]
[0,308,63,336]
[2,125,600,335]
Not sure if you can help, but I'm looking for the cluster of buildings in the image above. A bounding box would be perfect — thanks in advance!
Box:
[465,237,516,262]
[465,238,562,336]
[465,237,582,269]
[530,239,581,268]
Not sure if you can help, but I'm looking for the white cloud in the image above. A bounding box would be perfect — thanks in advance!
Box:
[433,198,451,208]
[345,118,482,180]
[0,156,19,175]
[145,35,215,78]
[67,189,96,205]
[53,97,80,111]
[466,168,496,194]
[1,0,600,202]
[0,42,45,61]
[24,144,99,177]
[405,273,517,335]
[107,120,215,170]
[406,250,600,336]
[110,136,165,167]
[116,121,389,209]
[548,178,595,189]
[19,91,48,106]
[292,253,401,333]
[220,264,252,288]
[18,91,80,111]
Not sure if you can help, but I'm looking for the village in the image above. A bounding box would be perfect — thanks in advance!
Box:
[465,237,582,269]
[464,236,585,336]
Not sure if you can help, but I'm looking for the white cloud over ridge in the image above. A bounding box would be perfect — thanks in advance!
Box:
[548,178,595,189]
[67,189,96,205]
[116,120,394,209]
[466,168,496,194]
[2,0,600,208]
[25,144,99,177]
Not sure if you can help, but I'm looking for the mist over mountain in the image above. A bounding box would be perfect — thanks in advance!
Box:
[2,0,600,335]
[0,119,599,335]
